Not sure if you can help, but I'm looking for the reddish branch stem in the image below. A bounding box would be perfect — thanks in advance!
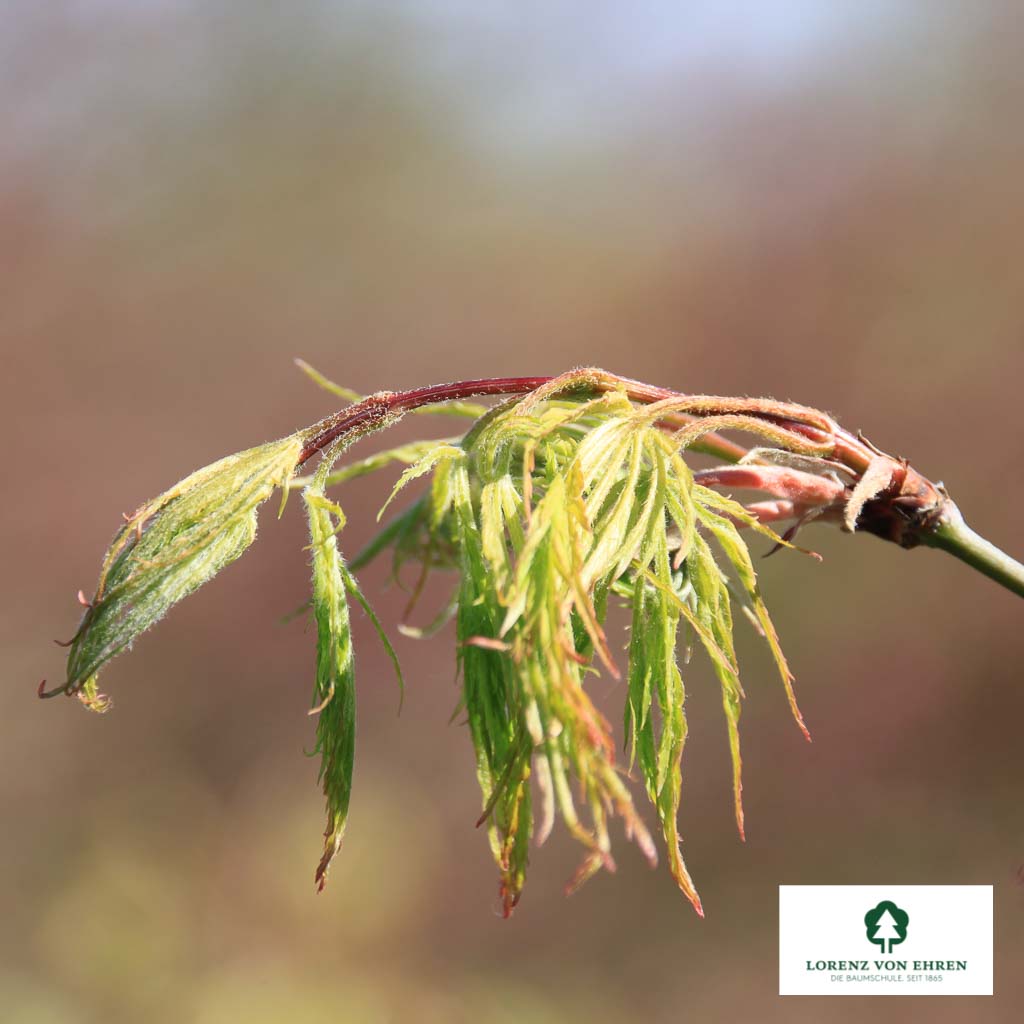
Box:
[298,376,555,465]
[300,369,878,477]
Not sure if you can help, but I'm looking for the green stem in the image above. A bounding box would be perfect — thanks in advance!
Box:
[921,502,1024,599]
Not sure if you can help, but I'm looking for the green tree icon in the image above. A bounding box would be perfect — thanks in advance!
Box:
[865,900,909,954]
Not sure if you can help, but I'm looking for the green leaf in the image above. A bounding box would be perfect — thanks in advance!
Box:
[304,474,358,892]
[355,388,801,914]
[693,496,809,742]
[57,435,303,705]
[377,443,463,522]
[294,358,363,404]
[339,559,405,711]
[291,439,452,491]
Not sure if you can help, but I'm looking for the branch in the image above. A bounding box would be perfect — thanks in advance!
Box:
[45,362,1023,917]
[296,367,1022,600]
[920,501,1024,598]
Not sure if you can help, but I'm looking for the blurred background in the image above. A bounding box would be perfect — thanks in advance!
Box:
[3,2,1023,1021]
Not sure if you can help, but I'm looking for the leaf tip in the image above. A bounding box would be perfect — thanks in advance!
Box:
[77,678,112,713]
[315,827,344,893]
[794,710,812,743]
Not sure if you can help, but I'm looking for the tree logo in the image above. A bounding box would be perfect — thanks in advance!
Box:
[864,900,910,954]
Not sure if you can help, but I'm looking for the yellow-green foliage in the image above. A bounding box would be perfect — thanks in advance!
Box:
[374,390,805,914]
[304,469,359,893]
[54,372,808,915]
[53,436,303,709]
[304,448,403,891]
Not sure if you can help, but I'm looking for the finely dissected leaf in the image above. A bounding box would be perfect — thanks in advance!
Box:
[378,443,464,522]
[56,436,303,705]
[339,559,405,710]
[361,390,805,914]
[692,488,809,741]
[294,358,363,404]
[56,368,818,916]
[292,439,453,491]
[457,402,664,903]
[303,441,404,889]
[304,479,358,892]
[449,450,534,914]
[626,532,701,913]
[349,496,457,577]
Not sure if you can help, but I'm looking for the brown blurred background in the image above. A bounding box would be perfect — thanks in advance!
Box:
[3,3,1023,1021]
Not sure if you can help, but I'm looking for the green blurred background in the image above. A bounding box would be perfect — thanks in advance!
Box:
[3,3,1022,1021]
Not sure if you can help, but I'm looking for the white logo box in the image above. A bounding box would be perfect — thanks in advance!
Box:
[779,885,993,996]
